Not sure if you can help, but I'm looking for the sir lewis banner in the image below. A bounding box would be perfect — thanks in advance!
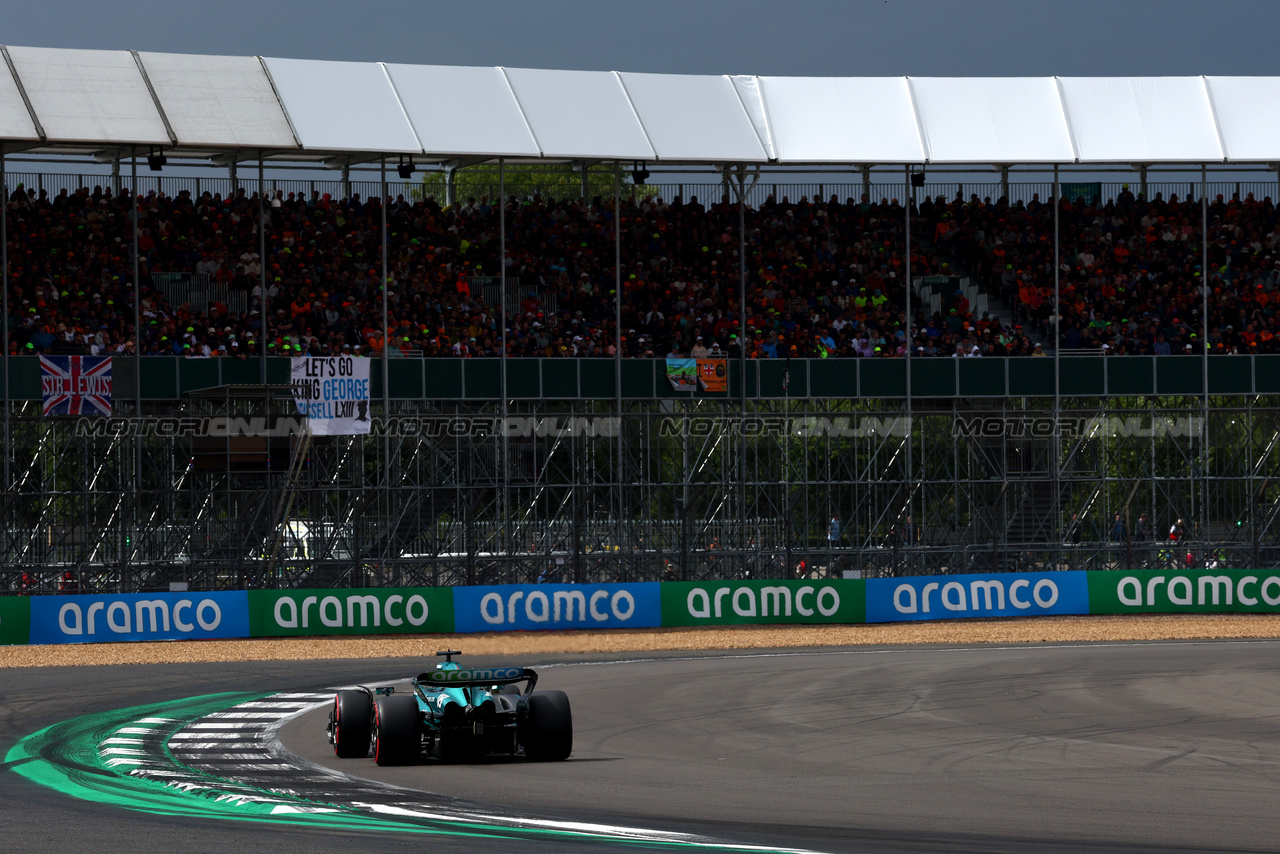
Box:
[40,355,112,416]
[291,356,371,435]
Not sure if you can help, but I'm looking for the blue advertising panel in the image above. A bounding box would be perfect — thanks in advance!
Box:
[865,572,1089,623]
[29,591,250,644]
[453,583,660,633]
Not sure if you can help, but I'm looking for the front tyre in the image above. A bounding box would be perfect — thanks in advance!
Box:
[373,695,420,766]
[331,690,371,758]
[522,690,572,761]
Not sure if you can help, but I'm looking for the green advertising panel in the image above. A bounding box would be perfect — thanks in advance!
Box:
[1088,569,1280,614]
[0,597,31,645]
[248,588,454,637]
[661,580,865,627]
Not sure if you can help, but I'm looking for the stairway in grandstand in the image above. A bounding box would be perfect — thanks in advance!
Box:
[1004,480,1069,544]
[914,273,1043,349]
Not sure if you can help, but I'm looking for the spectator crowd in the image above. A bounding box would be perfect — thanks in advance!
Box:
[5,179,1280,360]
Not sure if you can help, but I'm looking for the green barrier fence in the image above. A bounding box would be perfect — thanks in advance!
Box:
[8,355,1280,400]
[1087,568,1280,614]
[660,580,865,626]
[247,588,454,636]
[0,597,32,645]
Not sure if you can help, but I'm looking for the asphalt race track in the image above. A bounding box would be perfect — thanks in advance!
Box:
[4,640,1280,852]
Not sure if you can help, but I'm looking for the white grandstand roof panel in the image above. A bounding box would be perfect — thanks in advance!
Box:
[1203,77,1280,162]
[618,72,767,162]
[6,47,169,145]
[262,57,420,154]
[729,76,776,160]
[137,52,296,150]
[758,76,924,164]
[501,67,655,160]
[1057,77,1223,163]
[909,77,1074,164]
[384,64,538,157]
[0,57,39,141]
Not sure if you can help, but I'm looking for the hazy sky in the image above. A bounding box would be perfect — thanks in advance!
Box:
[5,0,1278,77]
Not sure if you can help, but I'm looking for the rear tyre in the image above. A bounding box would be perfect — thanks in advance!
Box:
[373,695,420,766]
[332,690,371,758]
[522,690,572,761]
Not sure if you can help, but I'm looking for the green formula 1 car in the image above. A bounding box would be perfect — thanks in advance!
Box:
[326,650,572,765]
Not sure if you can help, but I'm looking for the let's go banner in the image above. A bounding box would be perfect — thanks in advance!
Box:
[291,356,371,435]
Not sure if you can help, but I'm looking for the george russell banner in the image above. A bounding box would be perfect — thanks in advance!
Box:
[291,356,371,435]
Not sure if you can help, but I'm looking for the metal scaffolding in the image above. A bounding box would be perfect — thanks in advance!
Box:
[4,389,1279,595]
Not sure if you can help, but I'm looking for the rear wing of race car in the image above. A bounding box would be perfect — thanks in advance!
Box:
[414,666,539,693]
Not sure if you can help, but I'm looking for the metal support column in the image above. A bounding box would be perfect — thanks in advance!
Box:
[1,149,8,491]
[904,164,914,539]
[341,163,350,202]
[258,154,267,383]
[380,157,388,412]
[131,150,141,410]
[614,164,624,579]
[443,164,456,207]
[1201,164,1210,545]
[1053,165,1061,542]
[500,158,509,562]
[380,157,390,577]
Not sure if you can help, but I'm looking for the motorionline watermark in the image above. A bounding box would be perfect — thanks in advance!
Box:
[951,415,1205,439]
[71,415,622,439]
[658,416,912,438]
[67,414,1204,441]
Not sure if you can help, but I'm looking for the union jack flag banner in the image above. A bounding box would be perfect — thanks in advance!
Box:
[40,355,113,416]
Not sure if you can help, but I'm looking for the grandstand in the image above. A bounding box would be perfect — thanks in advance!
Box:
[4,47,1280,592]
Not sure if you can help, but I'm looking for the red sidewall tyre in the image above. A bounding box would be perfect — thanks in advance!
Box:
[332,690,371,758]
